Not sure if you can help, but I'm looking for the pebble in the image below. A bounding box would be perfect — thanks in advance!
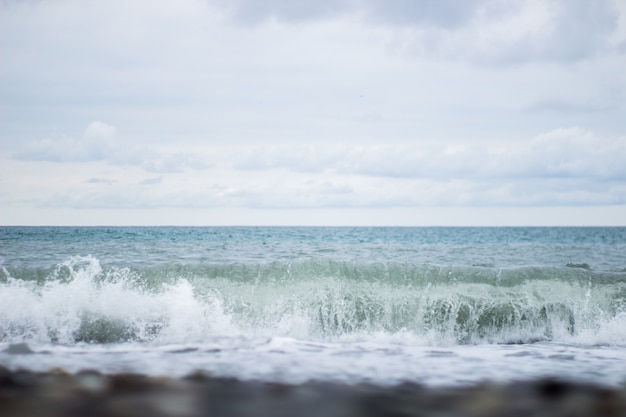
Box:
[0,366,624,417]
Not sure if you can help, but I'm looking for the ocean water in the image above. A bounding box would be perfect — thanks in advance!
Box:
[1,226,625,387]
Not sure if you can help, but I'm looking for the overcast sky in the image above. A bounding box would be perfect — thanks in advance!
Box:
[1,0,625,226]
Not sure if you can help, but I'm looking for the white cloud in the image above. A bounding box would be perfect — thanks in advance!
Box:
[6,123,625,213]
[138,177,163,186]
[230,127,626,182]
[143,152,214,173]
[14,121,129,163]
[14,135,110,163]
[84,121,116,140]
[86,177,116,184]
[12,121,214,173]
[5,126,624,213]
[520,127,626,180]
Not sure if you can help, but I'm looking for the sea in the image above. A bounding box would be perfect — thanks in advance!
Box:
[1,226,625,387]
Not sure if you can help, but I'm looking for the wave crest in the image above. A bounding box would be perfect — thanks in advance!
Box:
[1,256,625,346]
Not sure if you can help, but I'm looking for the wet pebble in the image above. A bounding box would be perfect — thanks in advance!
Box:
[0,366,624,417]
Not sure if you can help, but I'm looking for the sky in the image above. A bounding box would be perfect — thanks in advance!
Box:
[1,0,625,226]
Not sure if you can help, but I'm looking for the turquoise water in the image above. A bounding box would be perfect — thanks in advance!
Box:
[3,226,625,268]
[1,227,626,386]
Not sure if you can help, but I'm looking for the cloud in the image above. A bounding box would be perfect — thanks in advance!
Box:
[393,0,623,66]
[48,126,619,210]
[138,177,163,185]
[212,0,624,65]
[2,0,623,157]
[544,0,620,61]
[0,1,624,225]
[213,0,348,24]
[86,177,116,184]
[214,0,485,28]
[232,127,626,182]
[29,174,626,211]
[480,0,620,65]
[84,121,116,140]
[7,125,624,214]
[525,99,617,114]
[362,0,485,28]
[143,152,214,173]
[8,122,625,212]
[13,121,126,163]
[519,127,626,180]
[12,121,214,173]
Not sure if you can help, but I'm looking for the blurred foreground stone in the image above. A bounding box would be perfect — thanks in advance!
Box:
[1,366,625,417]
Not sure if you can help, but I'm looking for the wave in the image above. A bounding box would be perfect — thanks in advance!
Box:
[1,256,625,346]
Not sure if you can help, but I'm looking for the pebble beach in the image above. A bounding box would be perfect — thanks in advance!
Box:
[2,366,625,417]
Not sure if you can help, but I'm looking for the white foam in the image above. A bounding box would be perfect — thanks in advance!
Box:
[0,256,237,344]
[2,256,625,349]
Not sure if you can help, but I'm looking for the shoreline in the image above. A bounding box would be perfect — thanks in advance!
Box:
[1,366,625,417]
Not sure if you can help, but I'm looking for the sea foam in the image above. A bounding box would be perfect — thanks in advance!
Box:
[2,255,625,347]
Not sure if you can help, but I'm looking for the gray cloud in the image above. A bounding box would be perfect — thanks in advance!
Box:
[212,0,623,65]
[362,0,484,28]
[479,0,620,65]
[541,0,619,61]
[213,0,348,24]
[138,177,163,185]
[525,100,617,114]
[214,0,484,28]
[86,177,116,184]
[143,152,214,173]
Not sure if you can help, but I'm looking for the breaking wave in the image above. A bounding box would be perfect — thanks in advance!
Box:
[1,256,625,346]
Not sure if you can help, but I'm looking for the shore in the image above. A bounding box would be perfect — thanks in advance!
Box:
[1,366,625,417]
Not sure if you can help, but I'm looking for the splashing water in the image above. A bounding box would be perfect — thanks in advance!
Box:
[1,227,625,386]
